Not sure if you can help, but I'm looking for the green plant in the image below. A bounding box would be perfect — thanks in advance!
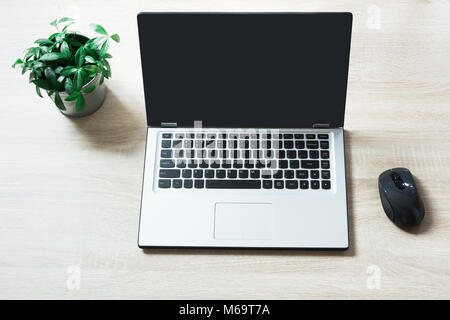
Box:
[12,18,120,112]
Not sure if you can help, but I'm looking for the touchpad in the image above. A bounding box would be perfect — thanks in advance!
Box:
[214,203,273,240]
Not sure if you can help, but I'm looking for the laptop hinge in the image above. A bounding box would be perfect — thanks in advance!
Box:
[161,122,177,128]
[312,122,330,129]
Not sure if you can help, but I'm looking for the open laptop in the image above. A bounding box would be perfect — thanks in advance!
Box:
[137,12,352,249]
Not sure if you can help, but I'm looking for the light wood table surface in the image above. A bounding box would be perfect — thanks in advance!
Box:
[1,0,449,299]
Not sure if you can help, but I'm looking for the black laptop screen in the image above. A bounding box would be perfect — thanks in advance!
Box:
[138,13,352,128]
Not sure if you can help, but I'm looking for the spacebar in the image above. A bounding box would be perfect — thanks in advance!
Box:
[205,180,261,189]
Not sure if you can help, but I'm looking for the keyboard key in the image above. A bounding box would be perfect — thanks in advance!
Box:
[262,170,272,179]
[221,161,232,168]
[160,150,172,158]
[205,170,215,178]
[309,150,319,159]
[195,133,204,139]
[274,180,284,189]
[255,160,265,168]
[233,160,243,168]
[296,170,308,179]
[182,169,192,178]
[216,169,226,178]
[250,140,259,149]
[295,141,305,149]
[172,179,182,188]
[161,140,171,148]
[184,140,193,148]
[186,150,195,158]
[199,160,209,168]
[294,134,304,139]
[320,141,329,149]
[283,134,293,139]
[298,150,308,159]
[183,179,193,188]
[263,180,273,189]
[318,134,329,139]
[207,134,216,139]
[284,170,294,179]
[300,180,309,189]
[210,160,220,168]
[205,180,261,189]
[239,170,249,179]
[206,140,215,148]
[174,150,184,158]
[193,169,203,178]
[162,133,172,139]
[160,159,175,168]
[187,160,198,168]
[286,180,298,189]
[321,160,330,169]
[287,150,297,159]
[301,160,320,169]
[195,140,204,148]
[176,160,186,168]
[289,160,299,169]
[322,180,331,189]
[311,170,320,179]
[321,170,331,179]
[306,140,319,149]
[250,170,260,179]
[244,160,254,169]
[306,134,315,139]
[227,170,237,179]
[273,170,283,179]
[194,179,204,188]
[321,150,330,159]
[284,141,294,149]
[159,169,180,178]
[311,180,320,189]
[186,133,195,139]
[158,179,171,188]
[174,133,184,139]
[279,160,289,169]
[172,140,182,148]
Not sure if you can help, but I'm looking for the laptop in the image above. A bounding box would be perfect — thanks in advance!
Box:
[137,12,352,249]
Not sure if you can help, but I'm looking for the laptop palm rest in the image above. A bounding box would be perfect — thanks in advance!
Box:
[214,203,273,240]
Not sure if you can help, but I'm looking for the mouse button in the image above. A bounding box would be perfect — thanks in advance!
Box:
[379,188,394,220]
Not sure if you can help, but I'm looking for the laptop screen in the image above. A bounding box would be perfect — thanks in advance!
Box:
[138,13,352,128]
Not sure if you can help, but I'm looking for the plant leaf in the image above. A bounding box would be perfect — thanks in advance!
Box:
[35,38,53,45]
[33,79,53,90]
[64,78,74,95]
[49,32,60,40]
[62,22,75,33]
[40,52,65,61]
[99,39,109,59]
[83,65,99,74]
[99,74,105,86]
[12,59,23,68]
[60,41,71,59]
[55,66,64,74]
[73,69,88,91]
[44,67,58,88]
[83,85,96,94]
[110,34,120,43]
[75,46,86,67]
[35,85,43,98]
[54,91,66,110]
[104,53,113,59]
[58,17,74,24]
[65,91,80,101]
[76,94,85,112]
[50,19,57,27]
[90,23,107,35]
[61,66,77,76]
[85,55,96,64]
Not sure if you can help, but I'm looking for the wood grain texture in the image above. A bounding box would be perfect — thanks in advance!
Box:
[0,0,449,299]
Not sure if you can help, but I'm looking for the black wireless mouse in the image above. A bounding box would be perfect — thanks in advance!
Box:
[378,167,425,228]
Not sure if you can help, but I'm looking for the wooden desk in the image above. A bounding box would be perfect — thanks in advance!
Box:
[1,0,449,299]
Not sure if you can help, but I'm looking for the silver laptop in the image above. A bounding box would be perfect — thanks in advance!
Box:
[137,12,352,249]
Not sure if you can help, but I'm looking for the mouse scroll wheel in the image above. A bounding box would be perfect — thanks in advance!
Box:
[391,172,405,190]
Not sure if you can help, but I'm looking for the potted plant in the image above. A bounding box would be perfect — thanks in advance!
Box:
[12,17,120,117]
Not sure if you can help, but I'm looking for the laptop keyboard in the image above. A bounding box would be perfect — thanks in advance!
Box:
[157,132,331,190]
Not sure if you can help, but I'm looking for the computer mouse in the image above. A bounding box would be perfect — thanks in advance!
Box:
[378,167,425,228]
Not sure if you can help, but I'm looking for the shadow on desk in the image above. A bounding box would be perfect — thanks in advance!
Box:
[66,88,146,152]
[143,131,357,257]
